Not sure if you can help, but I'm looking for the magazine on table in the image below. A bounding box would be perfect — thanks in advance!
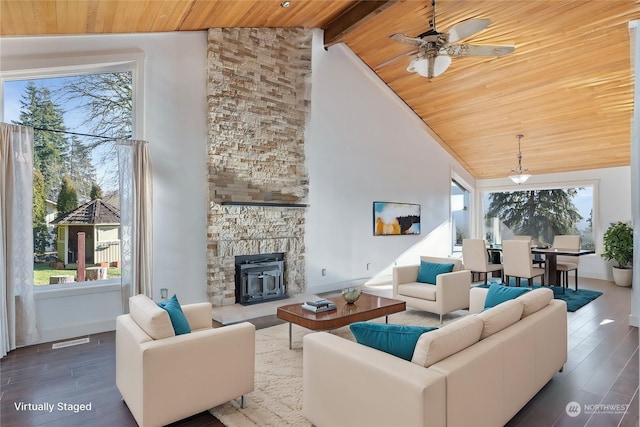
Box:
[304,299,336,308]
[302,301,336,313]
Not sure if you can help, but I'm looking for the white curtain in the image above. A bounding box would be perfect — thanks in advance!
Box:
[1,123,39,358]
[117,140,153,312]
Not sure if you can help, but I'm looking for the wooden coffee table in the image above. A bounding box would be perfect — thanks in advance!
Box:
[277,293,406,349]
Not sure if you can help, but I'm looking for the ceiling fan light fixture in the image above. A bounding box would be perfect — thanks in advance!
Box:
[407,55,451,78]
[407,58,428,76]
[508,134,531,184]
[432,55,451,76]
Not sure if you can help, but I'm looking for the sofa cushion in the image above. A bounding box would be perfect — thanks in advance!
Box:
[129,294,175,340]
[350,322,438,361]
[411,315,484,367]
[421,256,463,272]
[477,299,524,339]
[157,294,191,335]
[516,287,554,317]
[397,283,437,301]
[416,261,455,284]
[484,284,531,309]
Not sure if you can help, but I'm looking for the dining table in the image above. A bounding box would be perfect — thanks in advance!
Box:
[529,247,595,290]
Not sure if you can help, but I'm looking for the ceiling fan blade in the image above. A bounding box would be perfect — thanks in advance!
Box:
[447,18,491,43]
[374,49,419,70]
[390,33,428,47]
[446,44,515,57]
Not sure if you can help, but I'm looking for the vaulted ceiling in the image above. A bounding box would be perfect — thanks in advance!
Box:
[2,0,638,180]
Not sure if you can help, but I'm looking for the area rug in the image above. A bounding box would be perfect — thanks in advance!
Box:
[209,308,459,427]
[478,281,603,312]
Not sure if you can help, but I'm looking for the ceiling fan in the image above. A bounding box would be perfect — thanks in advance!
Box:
[389,0,515,79]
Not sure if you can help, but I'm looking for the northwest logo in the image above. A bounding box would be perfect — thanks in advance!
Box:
[566,401,581,417]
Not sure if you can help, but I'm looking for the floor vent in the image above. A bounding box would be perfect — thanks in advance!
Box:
[52,337,90,349]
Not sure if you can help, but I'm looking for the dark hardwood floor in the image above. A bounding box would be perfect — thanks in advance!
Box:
[1,278,637,427]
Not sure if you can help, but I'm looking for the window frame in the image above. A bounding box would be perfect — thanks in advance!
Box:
[1,50,144,296]
[450,175,472,255]
[478,179,599,248]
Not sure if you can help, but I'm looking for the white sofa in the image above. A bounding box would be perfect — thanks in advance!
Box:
[116,295,255,427]
[393,256,472,323]
[303,287,567,427]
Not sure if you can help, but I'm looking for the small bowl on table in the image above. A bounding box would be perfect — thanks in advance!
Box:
[341,287,361,304]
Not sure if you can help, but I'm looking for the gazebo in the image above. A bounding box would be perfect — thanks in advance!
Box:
[52,199,121,266]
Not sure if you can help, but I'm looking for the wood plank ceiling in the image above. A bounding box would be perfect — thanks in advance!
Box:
[2,0,639,180]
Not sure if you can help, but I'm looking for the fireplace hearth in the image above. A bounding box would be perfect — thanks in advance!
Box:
[235,253,287,306]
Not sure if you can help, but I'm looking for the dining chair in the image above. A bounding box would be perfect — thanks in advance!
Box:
[502,239,545,287]
[553,235,581,290]
[462,238,503,285]
[514,235,545,267]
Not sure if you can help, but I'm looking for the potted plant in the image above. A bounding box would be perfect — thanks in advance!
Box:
[601,221,634,287]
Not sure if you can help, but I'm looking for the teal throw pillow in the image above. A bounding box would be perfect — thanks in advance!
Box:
[416,261,455,285]
[349,322,437,361]
[484,284,531,309]
[157,294,191,335]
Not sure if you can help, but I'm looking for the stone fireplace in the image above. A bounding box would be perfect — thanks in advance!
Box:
[206,28,312,307]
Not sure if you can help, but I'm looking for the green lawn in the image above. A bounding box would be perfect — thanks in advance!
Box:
[34,263,121,285]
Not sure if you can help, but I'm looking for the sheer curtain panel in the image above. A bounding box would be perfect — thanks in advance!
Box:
[1,123,39,358]
[117,140,153,312]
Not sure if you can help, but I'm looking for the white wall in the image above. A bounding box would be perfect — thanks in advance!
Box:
[306,31,475,294]
[476,166,632,281]
[1,32,209,342]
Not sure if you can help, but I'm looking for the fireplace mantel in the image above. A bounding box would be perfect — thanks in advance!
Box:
[220,202,308,208]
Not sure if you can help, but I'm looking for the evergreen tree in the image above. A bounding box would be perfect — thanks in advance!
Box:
[90,182,103,200]
[65,135,97,202]
[485,189,582,244]
[33,170,50,254]
[57,175,79,215]
[15,81,69,200]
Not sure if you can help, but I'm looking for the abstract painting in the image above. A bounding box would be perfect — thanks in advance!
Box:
[373,202,421,236]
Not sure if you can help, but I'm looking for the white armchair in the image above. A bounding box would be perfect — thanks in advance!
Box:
[116,295,255,427]
[392,256,471,323]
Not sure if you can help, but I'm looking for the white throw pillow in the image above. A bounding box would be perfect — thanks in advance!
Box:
[411,315,484,367]
[516,287,553,318]
[477,299,524,339]
[129,294,175,340]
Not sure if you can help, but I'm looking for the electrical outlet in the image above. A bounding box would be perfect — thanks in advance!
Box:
[160,288,168,300]
[321,268,327,276]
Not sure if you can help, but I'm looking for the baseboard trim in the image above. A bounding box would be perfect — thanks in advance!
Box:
[35,319,116,345]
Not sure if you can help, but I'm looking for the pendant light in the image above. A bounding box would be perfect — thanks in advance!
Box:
[508,134,531,184]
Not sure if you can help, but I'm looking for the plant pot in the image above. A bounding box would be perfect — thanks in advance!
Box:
[612,266,633,287]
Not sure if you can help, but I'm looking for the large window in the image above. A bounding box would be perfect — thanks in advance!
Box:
[482,186,595,250]
[3,71,133,286]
